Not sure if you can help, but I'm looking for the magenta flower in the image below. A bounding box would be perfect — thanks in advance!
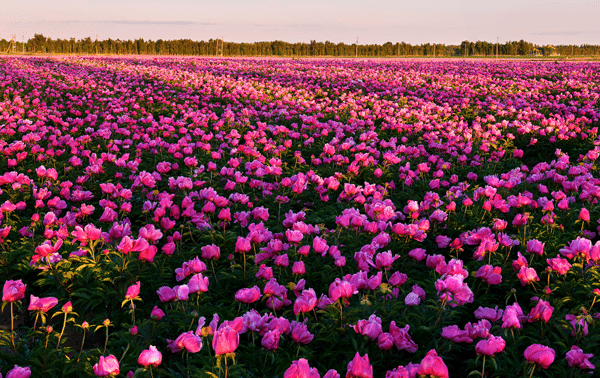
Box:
[150,306,165,320]
[353,314,382,341]
[156,286,176,302]
[565,346,595,369]
[28,295,58,313]
[3,279,26,302]
[174,331,202,353]
[290,321,314,344]
[516,266,539,286]
[329,278,357,302]
[528,299,554,323]
[93,355,119,377]
[188,273,209,294]
[502,303,525,329]
[293,288,317,315]
[235,286,261,303]
[475,335,506,356]
[560,237,592,260]
[346,352,373,378]
[212,324,239,356]
[417,349,448,378]
[524,344,555,369]
[5,365,32,378]
[284,359,320,378]
[138,346,162,367]
[389,321,418,352]
[261,329,281,350]
[526,239,545,255]
[546,256,571,275]
[125,281,141,300]
[201,244,220,260]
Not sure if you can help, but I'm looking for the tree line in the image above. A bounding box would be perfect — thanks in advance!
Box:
[1,34,599,57]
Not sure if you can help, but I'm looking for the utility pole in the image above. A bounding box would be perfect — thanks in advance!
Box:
[355,36,358,58]
[22,35,25,54]
[496,37,498,59]
[96,34,98,54]
[433,44,435,57]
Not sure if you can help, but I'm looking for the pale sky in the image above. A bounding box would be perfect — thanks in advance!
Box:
[1,0,600,45]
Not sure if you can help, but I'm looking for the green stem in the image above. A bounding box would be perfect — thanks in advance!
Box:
[10,302,17,353]
[528,364,535,378]
[481,355,486,378]
[57,313,67,349]
[77,330,86,363]
[103,326,109,354]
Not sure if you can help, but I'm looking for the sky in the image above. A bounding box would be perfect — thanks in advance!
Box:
[1,0,600,45]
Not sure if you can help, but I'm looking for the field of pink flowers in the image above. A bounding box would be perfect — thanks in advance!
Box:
[1,56,600,378]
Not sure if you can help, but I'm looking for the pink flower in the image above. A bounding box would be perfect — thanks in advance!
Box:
[404,292,420,306]
[291,321,314,344]
[27,295,58,313]
[284,359,320,378]
[388,272,407,287]
[329,278,357,301]
[286,229,304,244]
[474,306,503,321]
[526,239,544,255]
[261,329,281,350]
[565,346,595,369]
[517,266,539,286]
[173,285,189,301]
[5,365,32,378]
[475,335,506,356]
[417,349,448,378]
[174,331,202,353]
[408,248,426,261]
[292,261,306,275]
[125,281,140,300]
[293,289,317,315]
[346,352,373,378]
[156,286,176,302]
[524,344,555,369]
[565,314,589,337]
[560,237,592,260]
[546,256,571,275]
[475,265,502,285]
[375,251,400,270]
[441,325,472,343]
[150,306,165,320]
[93,355,120,377]
[377,332,394,350]
[579,208,591,222]
[235,286,261,303]
[389,322,418,352]
[528,299,553,323]
[353,314,382,341]
[188,273,209,294]
[201,244,220,260]
[512,252,528,272]
[235,236,251,253]
[212,324,239,356]
[3,279,26,302]
[138,346,162,367]
[502,303,524,329]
